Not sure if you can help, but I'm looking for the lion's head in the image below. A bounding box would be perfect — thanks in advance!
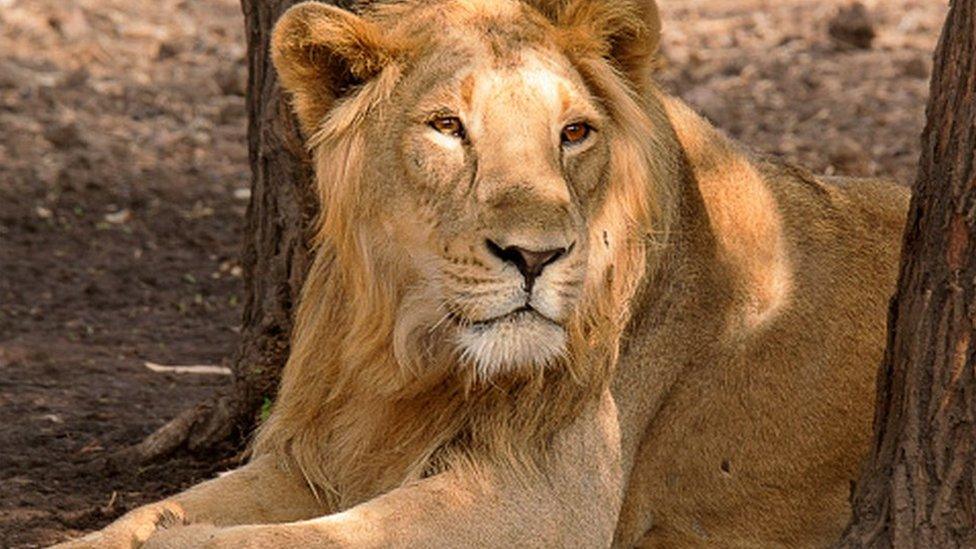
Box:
[257,0,680,504]
[273,0,673,380]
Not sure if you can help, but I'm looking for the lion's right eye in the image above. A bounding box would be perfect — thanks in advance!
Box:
[429,116,466,139]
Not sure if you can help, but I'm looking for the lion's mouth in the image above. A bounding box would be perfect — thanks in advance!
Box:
[452,305,559,329]
[450,303,568,373]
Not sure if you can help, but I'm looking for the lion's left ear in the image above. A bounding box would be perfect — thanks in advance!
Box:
[530,0,662,93]
[272,2,397,136]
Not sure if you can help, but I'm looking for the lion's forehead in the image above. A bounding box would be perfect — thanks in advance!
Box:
[467,53,575,117]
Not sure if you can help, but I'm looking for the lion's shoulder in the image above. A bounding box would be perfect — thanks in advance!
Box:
[659,94,909,332]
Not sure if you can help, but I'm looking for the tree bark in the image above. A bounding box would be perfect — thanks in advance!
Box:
[837,1,976,547]
[123,0,350,462]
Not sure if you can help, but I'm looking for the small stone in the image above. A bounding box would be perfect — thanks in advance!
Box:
[60,67,90,89]
[828,3,876,50]
[43,121,86,150]
[157,40,181,60]
[900,57,929,80]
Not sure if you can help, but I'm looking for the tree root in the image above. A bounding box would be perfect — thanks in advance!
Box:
[112,392,245,465]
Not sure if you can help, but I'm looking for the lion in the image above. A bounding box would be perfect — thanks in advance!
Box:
[57,0,910,547]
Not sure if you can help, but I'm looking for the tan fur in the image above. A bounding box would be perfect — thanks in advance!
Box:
[252,0,667,511]
[57,1,909,547]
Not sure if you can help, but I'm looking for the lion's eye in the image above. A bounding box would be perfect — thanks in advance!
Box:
[429,116,466,139]
[561,122,591,146]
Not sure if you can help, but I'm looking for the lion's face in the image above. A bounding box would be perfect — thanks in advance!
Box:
[364,44,612,377]
[274,0,663,381]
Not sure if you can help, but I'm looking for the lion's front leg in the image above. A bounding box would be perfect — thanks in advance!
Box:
[145,468,621,549]
[144,392,624,549]
[53,455,326,548]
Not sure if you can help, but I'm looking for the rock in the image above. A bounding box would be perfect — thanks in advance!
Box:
[43,121,86,150]
[828,2,876,50]
[900,57,929,80]
[157,40,182,60]
[60,67,90,89]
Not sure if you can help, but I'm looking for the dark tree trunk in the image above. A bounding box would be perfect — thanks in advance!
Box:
[123,0,350,462]
[837,1,976,547]
[223,0,318,443]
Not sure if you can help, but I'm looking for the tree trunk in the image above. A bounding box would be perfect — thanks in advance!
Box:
[123,0,350,463]
[837,1,976,547]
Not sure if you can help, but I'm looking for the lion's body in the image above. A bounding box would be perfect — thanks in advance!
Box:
[58,1,910,548]
[613,103,907,545]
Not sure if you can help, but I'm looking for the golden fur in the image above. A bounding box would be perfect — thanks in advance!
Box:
[252,0,679,511]
[57,1,910,547]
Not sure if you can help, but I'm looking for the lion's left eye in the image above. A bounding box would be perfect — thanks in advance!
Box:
[561,122,592,146]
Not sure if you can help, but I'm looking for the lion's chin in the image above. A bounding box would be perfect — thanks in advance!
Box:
[455,310,568,380]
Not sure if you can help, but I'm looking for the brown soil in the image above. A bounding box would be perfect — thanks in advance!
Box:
[0,0,945,546]
[1,0,248,546]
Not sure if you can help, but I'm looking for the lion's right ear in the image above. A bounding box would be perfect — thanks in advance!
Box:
[272,2,395,136]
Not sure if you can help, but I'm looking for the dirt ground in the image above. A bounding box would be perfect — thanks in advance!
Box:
[0,0,946,546]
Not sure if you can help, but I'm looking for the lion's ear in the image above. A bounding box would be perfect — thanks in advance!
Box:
[533,0,662,93]
[272,2,395,135]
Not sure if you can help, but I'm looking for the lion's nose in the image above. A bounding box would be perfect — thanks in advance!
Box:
[485,239,569,292]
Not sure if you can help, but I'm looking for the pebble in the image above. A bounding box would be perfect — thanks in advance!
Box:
[828,2,877,50]
[900,57,929,80]
[43,121,86,150]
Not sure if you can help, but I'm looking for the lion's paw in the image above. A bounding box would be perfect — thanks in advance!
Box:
[50,528,139,549]
[142,523,222,549]
[50,505,190,549]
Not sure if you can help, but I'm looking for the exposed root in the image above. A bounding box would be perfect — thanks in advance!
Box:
[112,393,244,465]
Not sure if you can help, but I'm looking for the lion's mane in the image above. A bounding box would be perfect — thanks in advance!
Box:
[253,0,679,510]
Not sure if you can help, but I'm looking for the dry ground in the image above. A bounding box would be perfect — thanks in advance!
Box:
[0,0,946,546]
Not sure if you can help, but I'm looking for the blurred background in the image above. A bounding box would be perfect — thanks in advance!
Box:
[0,0,947,546]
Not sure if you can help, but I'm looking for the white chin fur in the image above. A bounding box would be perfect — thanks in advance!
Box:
[456,313,567,380]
